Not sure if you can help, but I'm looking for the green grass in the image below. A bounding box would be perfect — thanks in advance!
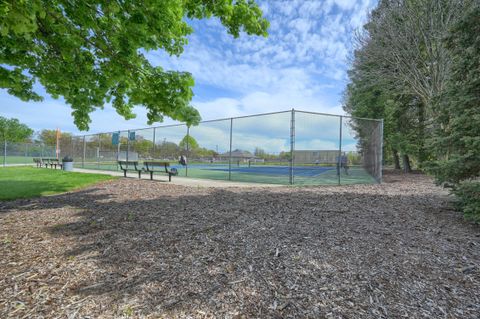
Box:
[2,156,36,165]
[0,167,115,201]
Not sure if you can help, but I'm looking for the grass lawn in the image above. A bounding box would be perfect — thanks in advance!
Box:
[0,166,115,201]
[2,156,35,165]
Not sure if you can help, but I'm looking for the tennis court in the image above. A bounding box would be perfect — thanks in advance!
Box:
[74,161,376,185]
[204,164,333,176]
[63,110,383,186]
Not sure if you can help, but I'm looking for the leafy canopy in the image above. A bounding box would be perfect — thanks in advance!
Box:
[179,134,199,150]
[428,3,480,184]
[0,116,33,143]
[0,0,269,130]
[38,129,72,146]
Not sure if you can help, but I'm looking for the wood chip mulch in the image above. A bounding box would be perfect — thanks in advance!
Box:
[0,170,479,318]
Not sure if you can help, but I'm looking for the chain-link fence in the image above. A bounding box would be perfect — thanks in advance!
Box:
[57,109,382,185]
[1,142,56,166]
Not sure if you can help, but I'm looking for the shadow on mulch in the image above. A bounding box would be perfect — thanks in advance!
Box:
[2,176,479,318]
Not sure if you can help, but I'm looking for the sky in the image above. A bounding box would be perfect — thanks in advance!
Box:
[0,0,378,153]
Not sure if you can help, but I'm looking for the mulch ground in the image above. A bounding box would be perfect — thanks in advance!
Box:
[0,171,479,318]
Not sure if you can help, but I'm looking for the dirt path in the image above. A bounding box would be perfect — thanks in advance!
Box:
[1,171,479,318]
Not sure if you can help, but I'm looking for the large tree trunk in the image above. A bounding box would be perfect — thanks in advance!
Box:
[393,149,401,169]
[402,154,412,173]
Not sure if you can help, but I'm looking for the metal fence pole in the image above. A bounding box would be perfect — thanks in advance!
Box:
[82,136,86,168]
[338,116,343,186]
[97,136,101,169]
[25,143,28,164]
[116,132,121,170]
[186,126,189,177]
[152,127,156,156]
[71,137,74,160]
[289,108,295,185]
[126,130,130,164]
[3,140,6,167]
[228,118,233,181]
[379,119,384,183]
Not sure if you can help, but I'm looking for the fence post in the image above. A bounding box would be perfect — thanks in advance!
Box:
[152,127,156,156]
[25,143,28,165]
[116,132,120,170]
[228,118,233,181]
[338,116,343,186]
[3,140,6,167]
[379,119,384,183]
[97,136,101,169]
[82,136,86,168]
[186,126,189,177]
[289,109,295,185]
[126,130,130,164]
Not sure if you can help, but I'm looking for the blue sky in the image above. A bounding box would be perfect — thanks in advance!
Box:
[0,0,377,147]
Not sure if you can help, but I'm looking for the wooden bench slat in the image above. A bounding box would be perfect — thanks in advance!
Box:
[117,161,176,181]
[143,161,175,182]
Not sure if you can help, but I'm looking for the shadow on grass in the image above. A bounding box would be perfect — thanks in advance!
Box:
[1,178,479,317]
[0,180,105,201]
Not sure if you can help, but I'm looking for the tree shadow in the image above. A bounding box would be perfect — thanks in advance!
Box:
[1,179,479,318]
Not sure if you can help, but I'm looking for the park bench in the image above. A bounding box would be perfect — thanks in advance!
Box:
[118,161,143,178]
[43,158,62,169]
[33,158,43,168]
[41,158,51,168]
[143,161,177,181]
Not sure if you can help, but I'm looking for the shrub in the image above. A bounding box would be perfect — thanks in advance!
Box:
[453,181,480,223]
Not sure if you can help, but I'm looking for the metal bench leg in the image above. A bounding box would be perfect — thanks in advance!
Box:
[150,171,153,180]
[138,171,141,179]
[123,170,127,177]
[169,173,171,182]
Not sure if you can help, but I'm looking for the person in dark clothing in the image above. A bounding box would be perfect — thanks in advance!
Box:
[179,155,187,166]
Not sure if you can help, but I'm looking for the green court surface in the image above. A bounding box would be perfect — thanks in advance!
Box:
[74,161,378,185]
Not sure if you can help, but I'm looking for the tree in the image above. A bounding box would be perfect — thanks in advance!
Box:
[344,43,422,172]
[179,134,199,151]
[0,116,33,144]
[38,129,72,147]
[154,141,180,159]
[344,0,465,171]
[132,138,154,158]
[254,147,266,158]
[357,0,462,114]
[344,0,479,220]
[0,1,269,130]
[0,116,33,164]
[428,2,480,184]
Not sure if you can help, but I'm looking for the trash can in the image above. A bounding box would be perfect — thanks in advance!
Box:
[62,156,74,171]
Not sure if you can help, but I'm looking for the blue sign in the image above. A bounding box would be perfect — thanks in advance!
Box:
[112,132,119,145]
[128,131,136,141]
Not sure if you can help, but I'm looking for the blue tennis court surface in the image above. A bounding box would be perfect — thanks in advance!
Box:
[182,164,336,177]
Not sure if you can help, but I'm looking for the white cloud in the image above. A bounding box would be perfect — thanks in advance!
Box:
[0,0,379,138]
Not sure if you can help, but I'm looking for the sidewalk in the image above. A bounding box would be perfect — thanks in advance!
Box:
[72,167,282,188]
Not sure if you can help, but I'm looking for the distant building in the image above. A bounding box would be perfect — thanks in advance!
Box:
[294,150,342,164]
[218,149,256,162]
